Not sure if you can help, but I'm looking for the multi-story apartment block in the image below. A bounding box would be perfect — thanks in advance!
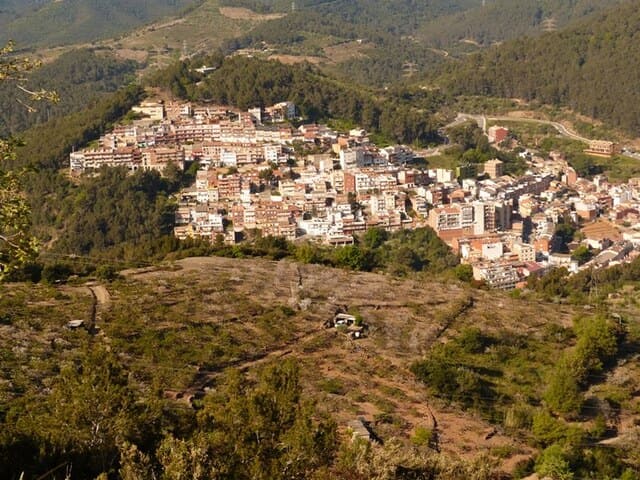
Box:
[217,175,242,200]
[585,140,619,157]
[472,263,519,290]
[484,159,504,179]
[70,147,142,173]
[142,147,185,172]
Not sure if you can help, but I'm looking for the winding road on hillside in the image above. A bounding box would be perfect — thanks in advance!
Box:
[446,113,640,161]
[449,113,591,142]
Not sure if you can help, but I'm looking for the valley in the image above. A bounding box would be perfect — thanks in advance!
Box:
[2,1,640,478]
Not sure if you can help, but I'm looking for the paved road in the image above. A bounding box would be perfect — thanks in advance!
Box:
[486,115,590,142]
[446,113,590,142]
[445,113,640,160]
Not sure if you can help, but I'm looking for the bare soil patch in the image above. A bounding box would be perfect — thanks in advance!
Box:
[219,7,285,21]
[269,54,323,65]
[114,48,149,63]
[323,41,373,63]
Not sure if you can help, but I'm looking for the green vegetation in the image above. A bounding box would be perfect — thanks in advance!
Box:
[0,333,336,479]
[0,49,139,136]
[0,0,201,48]
[0,44,43,279]
[418,0,625,48]
[217,0,625,85]
[411,309,639,479]
[169,227,458,277]
[12,84,144,170]
[0,170,37,279]
[440,0,640,134]
[439,121,527,176]
[150,55,447,145]
[53,167,179,261]
[527,256,640,304]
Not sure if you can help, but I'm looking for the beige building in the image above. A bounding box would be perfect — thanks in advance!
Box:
[484,159,504,179]
[585,140,619,157]
[132,102,164,121]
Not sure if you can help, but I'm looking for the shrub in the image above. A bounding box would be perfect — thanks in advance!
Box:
[410,426,434,447]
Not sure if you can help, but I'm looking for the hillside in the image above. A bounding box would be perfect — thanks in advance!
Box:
[0,0,201,47]
[217,0,627,85]
[1,256,639,478]
[5,0,630,88]
[437,0,640,134]
[147,55,446,145]
[418,0,625,48]
[0,48,138,136]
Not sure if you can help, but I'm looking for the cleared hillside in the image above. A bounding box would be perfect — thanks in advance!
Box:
[1,256,639,478]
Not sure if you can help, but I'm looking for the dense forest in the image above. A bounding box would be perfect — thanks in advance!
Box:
[12,84,144,171]
[438,0,640,134]
[418,0,625,47]
[2,85,146,261]
[0,49,139,136]
[220,0,623,45]
[0,0,201,47]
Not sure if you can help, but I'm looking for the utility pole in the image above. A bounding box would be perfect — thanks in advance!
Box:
[182,40,188,59]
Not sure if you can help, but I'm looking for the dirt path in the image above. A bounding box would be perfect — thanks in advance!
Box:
[90,285,111,307]
[82,284,111,335]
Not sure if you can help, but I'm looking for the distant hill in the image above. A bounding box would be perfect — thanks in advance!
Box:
[0,48,138,136]
[0,0,201,47]
[418,0,626,48]
[437,0,640,134]
[218,0,627,86]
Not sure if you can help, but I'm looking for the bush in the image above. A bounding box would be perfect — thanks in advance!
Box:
[532,411,568,447]
[96,264,119,281]
[454,264,473,282]
[543,354,583,418]
[455,327,491,354]
[535,444,574,480]
[320,378,346,395]
[410,426,434,447]
[41,262,73,284]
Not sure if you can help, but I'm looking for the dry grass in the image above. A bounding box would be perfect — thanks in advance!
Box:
[121,256,576,466]
[219,7,285,21]
[268,54,323,65]
[0,256,598,472]
[323,41,373,63]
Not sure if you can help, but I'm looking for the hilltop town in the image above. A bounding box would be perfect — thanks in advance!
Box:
[69,100,640,289]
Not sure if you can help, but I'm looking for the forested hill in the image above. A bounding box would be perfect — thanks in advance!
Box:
[0,49,138,136]
[217,0,625,86]
[150,55,448,145]
[0,0,201,47]
[437,0,640,134]
[418,0,625,47]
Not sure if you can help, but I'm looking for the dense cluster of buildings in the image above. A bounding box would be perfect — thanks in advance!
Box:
[69,100,640,289]
[429,151,640,289]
